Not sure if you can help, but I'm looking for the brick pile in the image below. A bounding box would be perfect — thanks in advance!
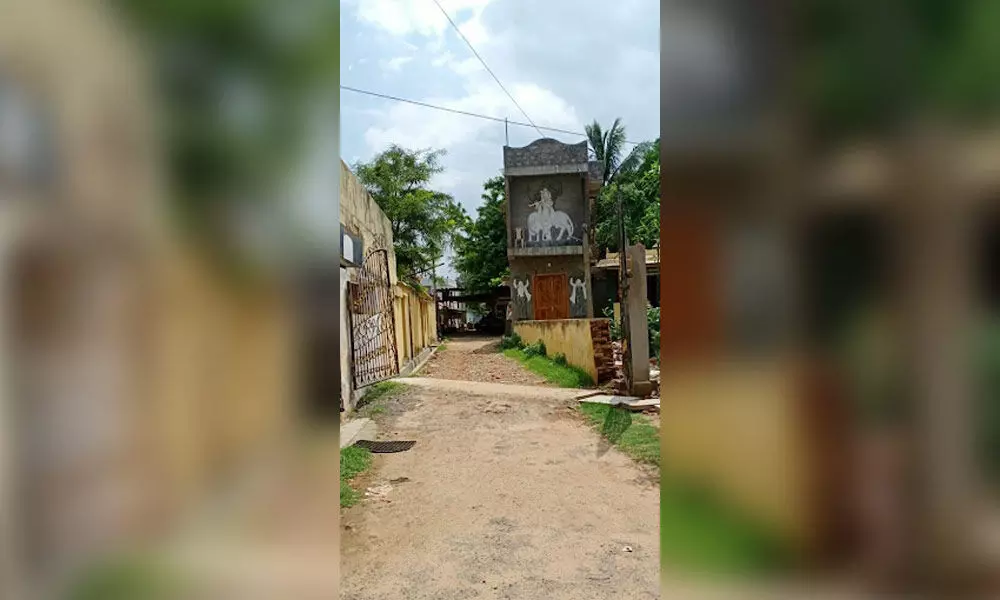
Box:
[590,319,615,383]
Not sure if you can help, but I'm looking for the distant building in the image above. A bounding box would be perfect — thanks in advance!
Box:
[503,139,603,321]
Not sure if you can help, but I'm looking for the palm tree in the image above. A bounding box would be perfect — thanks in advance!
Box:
[585,118,653,186]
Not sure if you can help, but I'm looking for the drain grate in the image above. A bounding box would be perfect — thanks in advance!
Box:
[353,440,416,453]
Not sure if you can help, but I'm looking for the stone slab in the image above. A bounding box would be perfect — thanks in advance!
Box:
[340,418,377,449]
[578,394,660,411]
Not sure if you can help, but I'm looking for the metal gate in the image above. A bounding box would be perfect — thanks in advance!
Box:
[349,248,399,388]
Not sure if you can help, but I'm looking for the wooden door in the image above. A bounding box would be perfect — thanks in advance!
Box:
[533,274,569,320]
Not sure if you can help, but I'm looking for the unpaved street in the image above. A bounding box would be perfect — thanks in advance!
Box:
[341,340,660,599]
[418,335,550,386]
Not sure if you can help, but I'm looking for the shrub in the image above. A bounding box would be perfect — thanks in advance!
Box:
[603,306,622,341]
[523,340,547,358]
[553,352,567,365]
[647,304,660,358]
[500,333,523,350]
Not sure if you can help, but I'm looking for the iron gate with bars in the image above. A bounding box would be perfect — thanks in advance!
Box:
[349,248,399,388]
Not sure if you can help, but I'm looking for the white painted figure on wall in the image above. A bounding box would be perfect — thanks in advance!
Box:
[569,277,587,305]
[527,187,574,243]
[514,227,525,248]
[514,278,532,302]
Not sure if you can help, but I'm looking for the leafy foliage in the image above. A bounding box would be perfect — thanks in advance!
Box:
[585,119,655,185]
[353,146,466,283]
[523,340,547,358]
[647,304,660,359]
[113,0,339,233]
[603,306,622,341]
[452,176,510,293]
[586,119,628,186]
[591,133,660,256]
[798,0,1000,139]
[500,333,523,350]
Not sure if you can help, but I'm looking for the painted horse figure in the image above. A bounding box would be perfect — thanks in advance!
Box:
[527,187,574,243]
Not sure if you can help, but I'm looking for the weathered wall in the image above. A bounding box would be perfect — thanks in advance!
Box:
[340,160,396,283]
[341,267,351,406]
[508,174,585,248]
[659,362,813,550]
[394,282,436,371]
[341,162,435,408]
[145,241,297,522]
[513,319,603,383]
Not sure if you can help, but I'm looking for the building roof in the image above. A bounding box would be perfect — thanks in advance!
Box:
[594,247,660,270]
[503,138,589,169]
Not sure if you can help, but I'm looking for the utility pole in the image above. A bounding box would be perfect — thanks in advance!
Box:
[431,254,440,341]
[617,189,633,393]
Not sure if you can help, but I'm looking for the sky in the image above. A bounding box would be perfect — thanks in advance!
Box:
[339,0,660,277]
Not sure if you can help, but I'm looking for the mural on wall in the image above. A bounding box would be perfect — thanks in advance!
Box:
[568,271,588,318]
[511,275,533,320]
[527,187,575,243]
[509,176,584,249]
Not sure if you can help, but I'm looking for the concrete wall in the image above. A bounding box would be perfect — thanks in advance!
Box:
[145,241,297,524]
[513,319,602,382]
[339,163,436,408]
[340,160,396,284]
[340,267,351,406]
[659,362,813,551]
[394,282,436,371]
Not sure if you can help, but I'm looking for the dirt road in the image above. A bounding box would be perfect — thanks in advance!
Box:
[419,335,550,386]
[340,340,660,599]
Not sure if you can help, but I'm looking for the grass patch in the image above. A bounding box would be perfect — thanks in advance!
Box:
[577,402,786,576]
[503,348,594,388]
[340,445,373,507]
[355,381,404,417]
[68,555,182,600]
[659,476,791,577]
[579,402,660,465]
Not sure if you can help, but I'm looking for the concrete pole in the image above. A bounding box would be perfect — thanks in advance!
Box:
[0,213,23,600]
[627,244,652,395]
[895,131,979,586]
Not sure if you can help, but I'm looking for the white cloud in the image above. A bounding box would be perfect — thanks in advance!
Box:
[431,51,480,76]
[343,0,659,277]
[363,82,580,153]
[380,55,415,71]
[355,0,494,40]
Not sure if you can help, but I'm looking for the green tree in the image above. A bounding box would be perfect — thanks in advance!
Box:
[585,118,654,186]
[453,175,510,294]
[798,0,1000,140]
[353,145,465,283]
[112,0,339,235]
[585,119,659,255]
[592,139,660,255]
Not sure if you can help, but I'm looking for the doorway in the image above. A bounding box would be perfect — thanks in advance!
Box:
[532,274,569,320]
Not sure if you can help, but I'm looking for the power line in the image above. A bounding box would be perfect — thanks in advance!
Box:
[429,0,544,138]
[340,84,643,146]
